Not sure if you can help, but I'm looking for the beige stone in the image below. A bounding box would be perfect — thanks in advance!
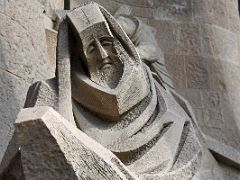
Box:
[192,0,229,29]
[185,56,209,89]
[152,0,193,22]
[131,6,153,18]
[178,89,203,109]
[176,23,201,56]
[45,29,57,72]
[0,0,52,163]
[199,24,215,58]
[149,19,178,55]
[165,54,186,89]
[1,1,240,179]
[70,0,121,14]
[202,91,224,129]
[12,3,225,179]
[212,26,239,65]
[16,107,138,180]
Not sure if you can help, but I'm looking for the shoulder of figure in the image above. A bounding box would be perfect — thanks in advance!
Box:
[24,78,58,108]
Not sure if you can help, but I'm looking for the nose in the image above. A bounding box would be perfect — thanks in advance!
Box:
[95,39,108,60]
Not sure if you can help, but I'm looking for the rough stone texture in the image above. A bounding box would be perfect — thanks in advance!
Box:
[148,19,178,55]
[70,0,240,176]
[15,107,138,180]
[1,3,225,179]
[0,0,55,164]
[114,9,173,89]
[0,0,238,178]
[20,4,227,179]
[185,56,209,89]
[219,162,240,180]
[165,55,186,89]
[45,29,58,72]
[38,0,64,29]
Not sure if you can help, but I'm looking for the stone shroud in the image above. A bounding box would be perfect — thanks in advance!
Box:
[0,1,238,179]
[3,3,225,180]
[70,0,240,178]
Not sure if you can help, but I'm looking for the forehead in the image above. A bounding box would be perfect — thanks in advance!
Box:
[80,22,113,47]
[67,3,113,44]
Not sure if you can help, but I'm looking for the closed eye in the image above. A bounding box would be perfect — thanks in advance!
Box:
[101,40,112,47]
[87,44,95,54]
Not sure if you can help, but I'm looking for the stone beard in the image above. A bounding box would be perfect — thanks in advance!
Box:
[84,38,125,89]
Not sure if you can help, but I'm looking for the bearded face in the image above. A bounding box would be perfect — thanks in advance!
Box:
[81,35,124,89]
[69,10,149,121]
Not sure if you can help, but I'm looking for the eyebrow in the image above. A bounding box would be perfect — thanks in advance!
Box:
[99,35,114,40]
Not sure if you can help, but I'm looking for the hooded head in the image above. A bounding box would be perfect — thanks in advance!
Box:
[67,3,124,88]
[56,3,150,121]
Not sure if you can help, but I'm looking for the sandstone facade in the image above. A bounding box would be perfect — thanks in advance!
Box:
[0,0,64,164]
[0,0,240,179]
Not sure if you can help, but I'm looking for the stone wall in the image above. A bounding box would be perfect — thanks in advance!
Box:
[0,0,63,163]
[71,0,240,173]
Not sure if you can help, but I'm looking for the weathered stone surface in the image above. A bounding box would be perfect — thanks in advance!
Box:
[221,92,240,150]
[38,0,64,29]
[206,135,240,170]
[178,89,202,109]
[15,107,138,180]
[45,29,57,72]
[176,23,201,56]
[199,90,240,151]
[199,24,239,64]
[165,54,186,89]
[149,19,178,55]
[0,0,240,179]
[2,3,225,179]
[192,108,204,127]
[0,0,53,164]
[114,9,173,89]
[202,91,224,129]
[0,69,30,165]
[227,1,240,33]
[185,56,209,89]
[70,0,121,14]
[131,6,153,18]
[153,0,193,22]
[199,24,215,58]
[0,0,52,82]
[212,26,239,65]
[192,0,229,29]
[219,162,240,180]
[208,58,226,91]
[0,150,24,180]
[38,0,64,19]
[108,0,155,8]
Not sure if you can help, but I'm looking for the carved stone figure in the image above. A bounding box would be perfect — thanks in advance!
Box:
[114,5,174,90]
[0,2,225,180]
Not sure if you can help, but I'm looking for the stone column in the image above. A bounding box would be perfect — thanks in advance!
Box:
[0,0,62,163]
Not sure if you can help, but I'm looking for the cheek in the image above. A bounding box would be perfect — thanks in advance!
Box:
[106,46,117,55]
[85,57,99,72]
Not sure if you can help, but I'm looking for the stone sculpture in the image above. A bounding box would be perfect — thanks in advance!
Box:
[114,5,174,90]
[0,2,225,179]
